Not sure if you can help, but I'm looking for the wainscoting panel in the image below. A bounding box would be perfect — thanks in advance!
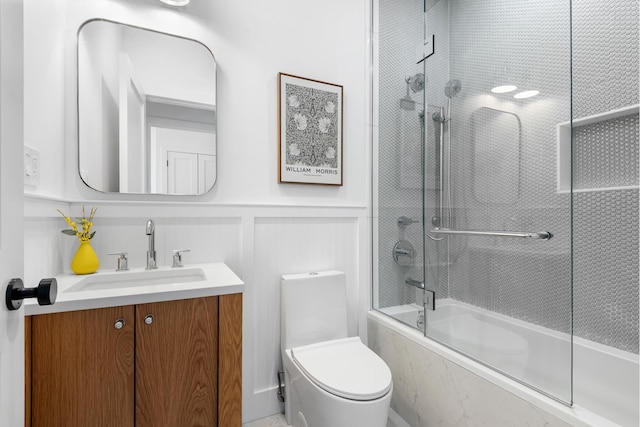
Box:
[25,199,368,424]
[244,217,360,420]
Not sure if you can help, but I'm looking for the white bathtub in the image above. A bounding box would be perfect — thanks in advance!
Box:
[374,299,639,427]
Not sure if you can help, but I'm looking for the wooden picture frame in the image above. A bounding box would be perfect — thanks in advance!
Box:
[278,73,343,185]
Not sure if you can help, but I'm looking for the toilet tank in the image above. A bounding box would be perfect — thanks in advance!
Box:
[281,270,348,351]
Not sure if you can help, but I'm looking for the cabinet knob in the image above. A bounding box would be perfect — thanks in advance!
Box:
[144,314,154,325]
[114,318,125,330]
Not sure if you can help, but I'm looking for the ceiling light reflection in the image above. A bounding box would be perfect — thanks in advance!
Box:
[491,85,517,94]
[160,0,190,6]
[513,90,540,99]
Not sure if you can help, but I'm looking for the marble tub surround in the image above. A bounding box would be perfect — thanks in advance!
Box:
[368,316,573,427]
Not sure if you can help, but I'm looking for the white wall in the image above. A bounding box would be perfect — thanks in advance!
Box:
[23,0,371,423]
[24,0,369,206]
[24,0,66,198]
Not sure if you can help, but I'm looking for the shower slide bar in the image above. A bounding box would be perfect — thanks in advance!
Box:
[430,227,552,240]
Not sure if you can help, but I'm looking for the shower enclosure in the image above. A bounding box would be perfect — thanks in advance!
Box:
[374,0,574,404]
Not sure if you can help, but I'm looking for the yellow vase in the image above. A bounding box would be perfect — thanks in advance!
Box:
[71,240,100,275]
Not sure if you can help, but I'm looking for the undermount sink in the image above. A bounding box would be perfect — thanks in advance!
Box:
[25,262,244,316]
[66,268,207,292]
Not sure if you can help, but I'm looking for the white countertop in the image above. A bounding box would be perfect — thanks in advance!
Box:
[25,262,244,316]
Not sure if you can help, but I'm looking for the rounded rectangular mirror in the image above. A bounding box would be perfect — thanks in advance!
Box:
[78,20,217,195]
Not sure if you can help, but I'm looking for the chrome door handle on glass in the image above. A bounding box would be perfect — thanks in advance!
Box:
[430,227,552,240]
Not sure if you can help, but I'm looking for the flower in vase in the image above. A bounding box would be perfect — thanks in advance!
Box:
[57,206,98,242]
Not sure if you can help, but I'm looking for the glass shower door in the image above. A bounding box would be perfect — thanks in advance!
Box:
[421,0,573,404]
[372,0,431,331]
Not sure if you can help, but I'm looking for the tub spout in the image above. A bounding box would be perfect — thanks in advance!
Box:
[405,277,425,289]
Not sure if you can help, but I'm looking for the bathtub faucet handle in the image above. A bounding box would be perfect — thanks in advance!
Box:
[397,216,419,227]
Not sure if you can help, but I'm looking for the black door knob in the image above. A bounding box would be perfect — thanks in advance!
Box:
[5,278,57,311]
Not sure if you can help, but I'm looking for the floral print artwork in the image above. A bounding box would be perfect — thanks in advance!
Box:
[293,113,308,130]
[285,82,339,169]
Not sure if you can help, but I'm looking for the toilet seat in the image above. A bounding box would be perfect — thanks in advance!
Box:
[291,337,392,401]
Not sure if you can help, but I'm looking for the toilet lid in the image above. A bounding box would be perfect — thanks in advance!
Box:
[291,337,392,401]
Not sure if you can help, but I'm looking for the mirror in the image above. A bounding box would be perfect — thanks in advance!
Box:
[78,20,217,195]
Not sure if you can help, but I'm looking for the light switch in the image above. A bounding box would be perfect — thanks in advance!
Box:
[24,145,40,186]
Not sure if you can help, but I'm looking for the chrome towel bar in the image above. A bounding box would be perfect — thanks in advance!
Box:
[430,228,552,240]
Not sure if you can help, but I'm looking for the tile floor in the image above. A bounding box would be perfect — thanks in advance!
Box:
[243,409,409,427]
[242,413,287,427]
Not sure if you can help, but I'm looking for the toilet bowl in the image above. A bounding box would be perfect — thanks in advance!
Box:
[281,271,392,427]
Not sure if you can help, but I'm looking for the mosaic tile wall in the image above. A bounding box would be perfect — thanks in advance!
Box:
[376,0,639,353]
[446,0,574,335]
[571,0,639,353]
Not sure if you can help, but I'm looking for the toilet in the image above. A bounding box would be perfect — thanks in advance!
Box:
[281,270,392,427]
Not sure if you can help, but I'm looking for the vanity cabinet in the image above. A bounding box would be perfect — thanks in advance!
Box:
[30,305,135,427]
[26,294,242,427]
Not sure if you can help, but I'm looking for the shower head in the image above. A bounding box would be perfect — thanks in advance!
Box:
[400,97,416,111]
[445,79,462,98]
[408,73,426,93]
[400,74,423,111]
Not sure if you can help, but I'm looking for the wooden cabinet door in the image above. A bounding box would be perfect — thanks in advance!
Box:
[135,297,218,427]
[31,306,135,427]
[218,293,242,426]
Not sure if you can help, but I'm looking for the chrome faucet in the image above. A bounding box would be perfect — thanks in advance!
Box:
[146,219,157,270]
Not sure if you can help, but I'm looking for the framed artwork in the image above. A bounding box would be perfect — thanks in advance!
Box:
[278,73,343,185]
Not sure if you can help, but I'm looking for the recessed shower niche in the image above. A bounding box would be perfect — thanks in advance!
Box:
[557,104,640,193]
